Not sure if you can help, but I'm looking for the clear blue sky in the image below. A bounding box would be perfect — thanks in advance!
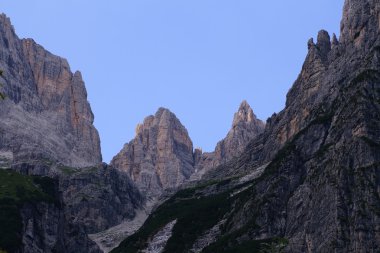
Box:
[2,1,344,162]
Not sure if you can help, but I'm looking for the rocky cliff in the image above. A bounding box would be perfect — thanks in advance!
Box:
[0,169,102,253]
[21,201,102,253]
[0,14,101,168]
[58,164,144,234]
[113,0,380,252]
[111,108,195,197]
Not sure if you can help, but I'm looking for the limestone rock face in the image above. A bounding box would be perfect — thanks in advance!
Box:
[0,14,101,167]
[111,108,194,196]
[194,100,265,178]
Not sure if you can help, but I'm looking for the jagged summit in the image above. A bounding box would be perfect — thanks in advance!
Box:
[232,100,258,127]
[191,100,265,179]
[134,107,185,135]
[315,30,332,56]
[215,100,265,161]
[111,107,194,197]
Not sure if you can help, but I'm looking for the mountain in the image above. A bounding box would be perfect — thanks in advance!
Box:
[111,103,264,197]
[111,108,195,197]
[193,100,265,179]
[112,0,380,252]
[0,14,145,253]
[2,0,379,252]
[0,14,101,168]
[216,100,265,161]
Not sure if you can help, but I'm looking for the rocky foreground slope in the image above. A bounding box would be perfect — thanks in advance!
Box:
[112,0,380,252]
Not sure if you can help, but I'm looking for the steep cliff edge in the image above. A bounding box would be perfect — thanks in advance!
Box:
[0,14,101,168]
[113,0,380,252]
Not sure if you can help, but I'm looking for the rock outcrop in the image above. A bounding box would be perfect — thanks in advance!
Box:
[111,108,195,197]
[21,201,102,253]
[59,164,144,234]
[0,14,101,168]
[193,100,265,178]
[0,168,102,253]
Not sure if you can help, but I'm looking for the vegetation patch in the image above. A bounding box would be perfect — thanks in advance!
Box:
[203,236,288,253]
[314,143,334,158]
[351,69,380,85]
[82,166,99,173]
[58,165,78,175]
[0,169,58,252]
[360,136,380,148]
[259,142,296,180]
[112,191,231,252]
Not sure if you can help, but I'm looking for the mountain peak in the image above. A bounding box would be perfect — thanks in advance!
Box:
[112,108,194,196]
[155,107,178,122]
[233,100,257,127]
[192,101,265,178]
[156,106,171,115]
[0,13,14,33]
[316,30,332,55]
